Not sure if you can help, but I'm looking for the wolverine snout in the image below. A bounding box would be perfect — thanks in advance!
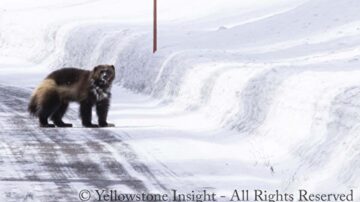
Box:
[101,72,109,82]
[102,73,109,80]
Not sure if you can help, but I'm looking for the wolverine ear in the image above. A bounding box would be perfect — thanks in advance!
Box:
[93,66,99,72]
[111,65,115,70]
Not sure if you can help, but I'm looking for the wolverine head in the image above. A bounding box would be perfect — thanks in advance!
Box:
[92,64,115,88]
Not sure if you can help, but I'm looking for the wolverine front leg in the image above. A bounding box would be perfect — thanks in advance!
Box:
[80,100,98,128]
[96,99,114,127]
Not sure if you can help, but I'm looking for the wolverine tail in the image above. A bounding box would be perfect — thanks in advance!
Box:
[28,79,58,116]
[28,95,38,116]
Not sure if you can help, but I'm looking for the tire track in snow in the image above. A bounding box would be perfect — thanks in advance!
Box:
[0,84,166,201]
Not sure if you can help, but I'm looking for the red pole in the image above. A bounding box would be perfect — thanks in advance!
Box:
[153,0,157,53]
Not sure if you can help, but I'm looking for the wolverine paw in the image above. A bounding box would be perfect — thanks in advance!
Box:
[54,121,73,127]
[40,124,55,128]
[106,123,115,127]
[99,122,115,127]
[56,123,73,127]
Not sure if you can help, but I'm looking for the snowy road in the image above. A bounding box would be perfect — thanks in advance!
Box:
[0,84,167,201]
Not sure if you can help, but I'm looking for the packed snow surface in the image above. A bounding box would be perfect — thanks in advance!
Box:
[0,0,359,201]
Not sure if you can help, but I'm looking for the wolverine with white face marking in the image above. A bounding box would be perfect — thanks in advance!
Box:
[28,65,115,128]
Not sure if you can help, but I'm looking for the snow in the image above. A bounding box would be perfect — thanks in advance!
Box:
[1,0,360,201]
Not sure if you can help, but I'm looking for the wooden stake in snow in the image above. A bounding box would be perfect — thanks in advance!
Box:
[153,0,157,53]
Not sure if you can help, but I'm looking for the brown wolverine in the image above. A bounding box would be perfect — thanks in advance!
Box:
[28,65,115,128]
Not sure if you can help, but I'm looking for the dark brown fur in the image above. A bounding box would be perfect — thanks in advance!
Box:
[28,65,115,127]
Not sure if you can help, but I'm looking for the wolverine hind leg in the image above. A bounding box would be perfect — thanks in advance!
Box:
[38,91,60,128]
[51,102,73,127]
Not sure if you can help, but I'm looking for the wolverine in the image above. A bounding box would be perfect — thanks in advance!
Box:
[28,64,115,128]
